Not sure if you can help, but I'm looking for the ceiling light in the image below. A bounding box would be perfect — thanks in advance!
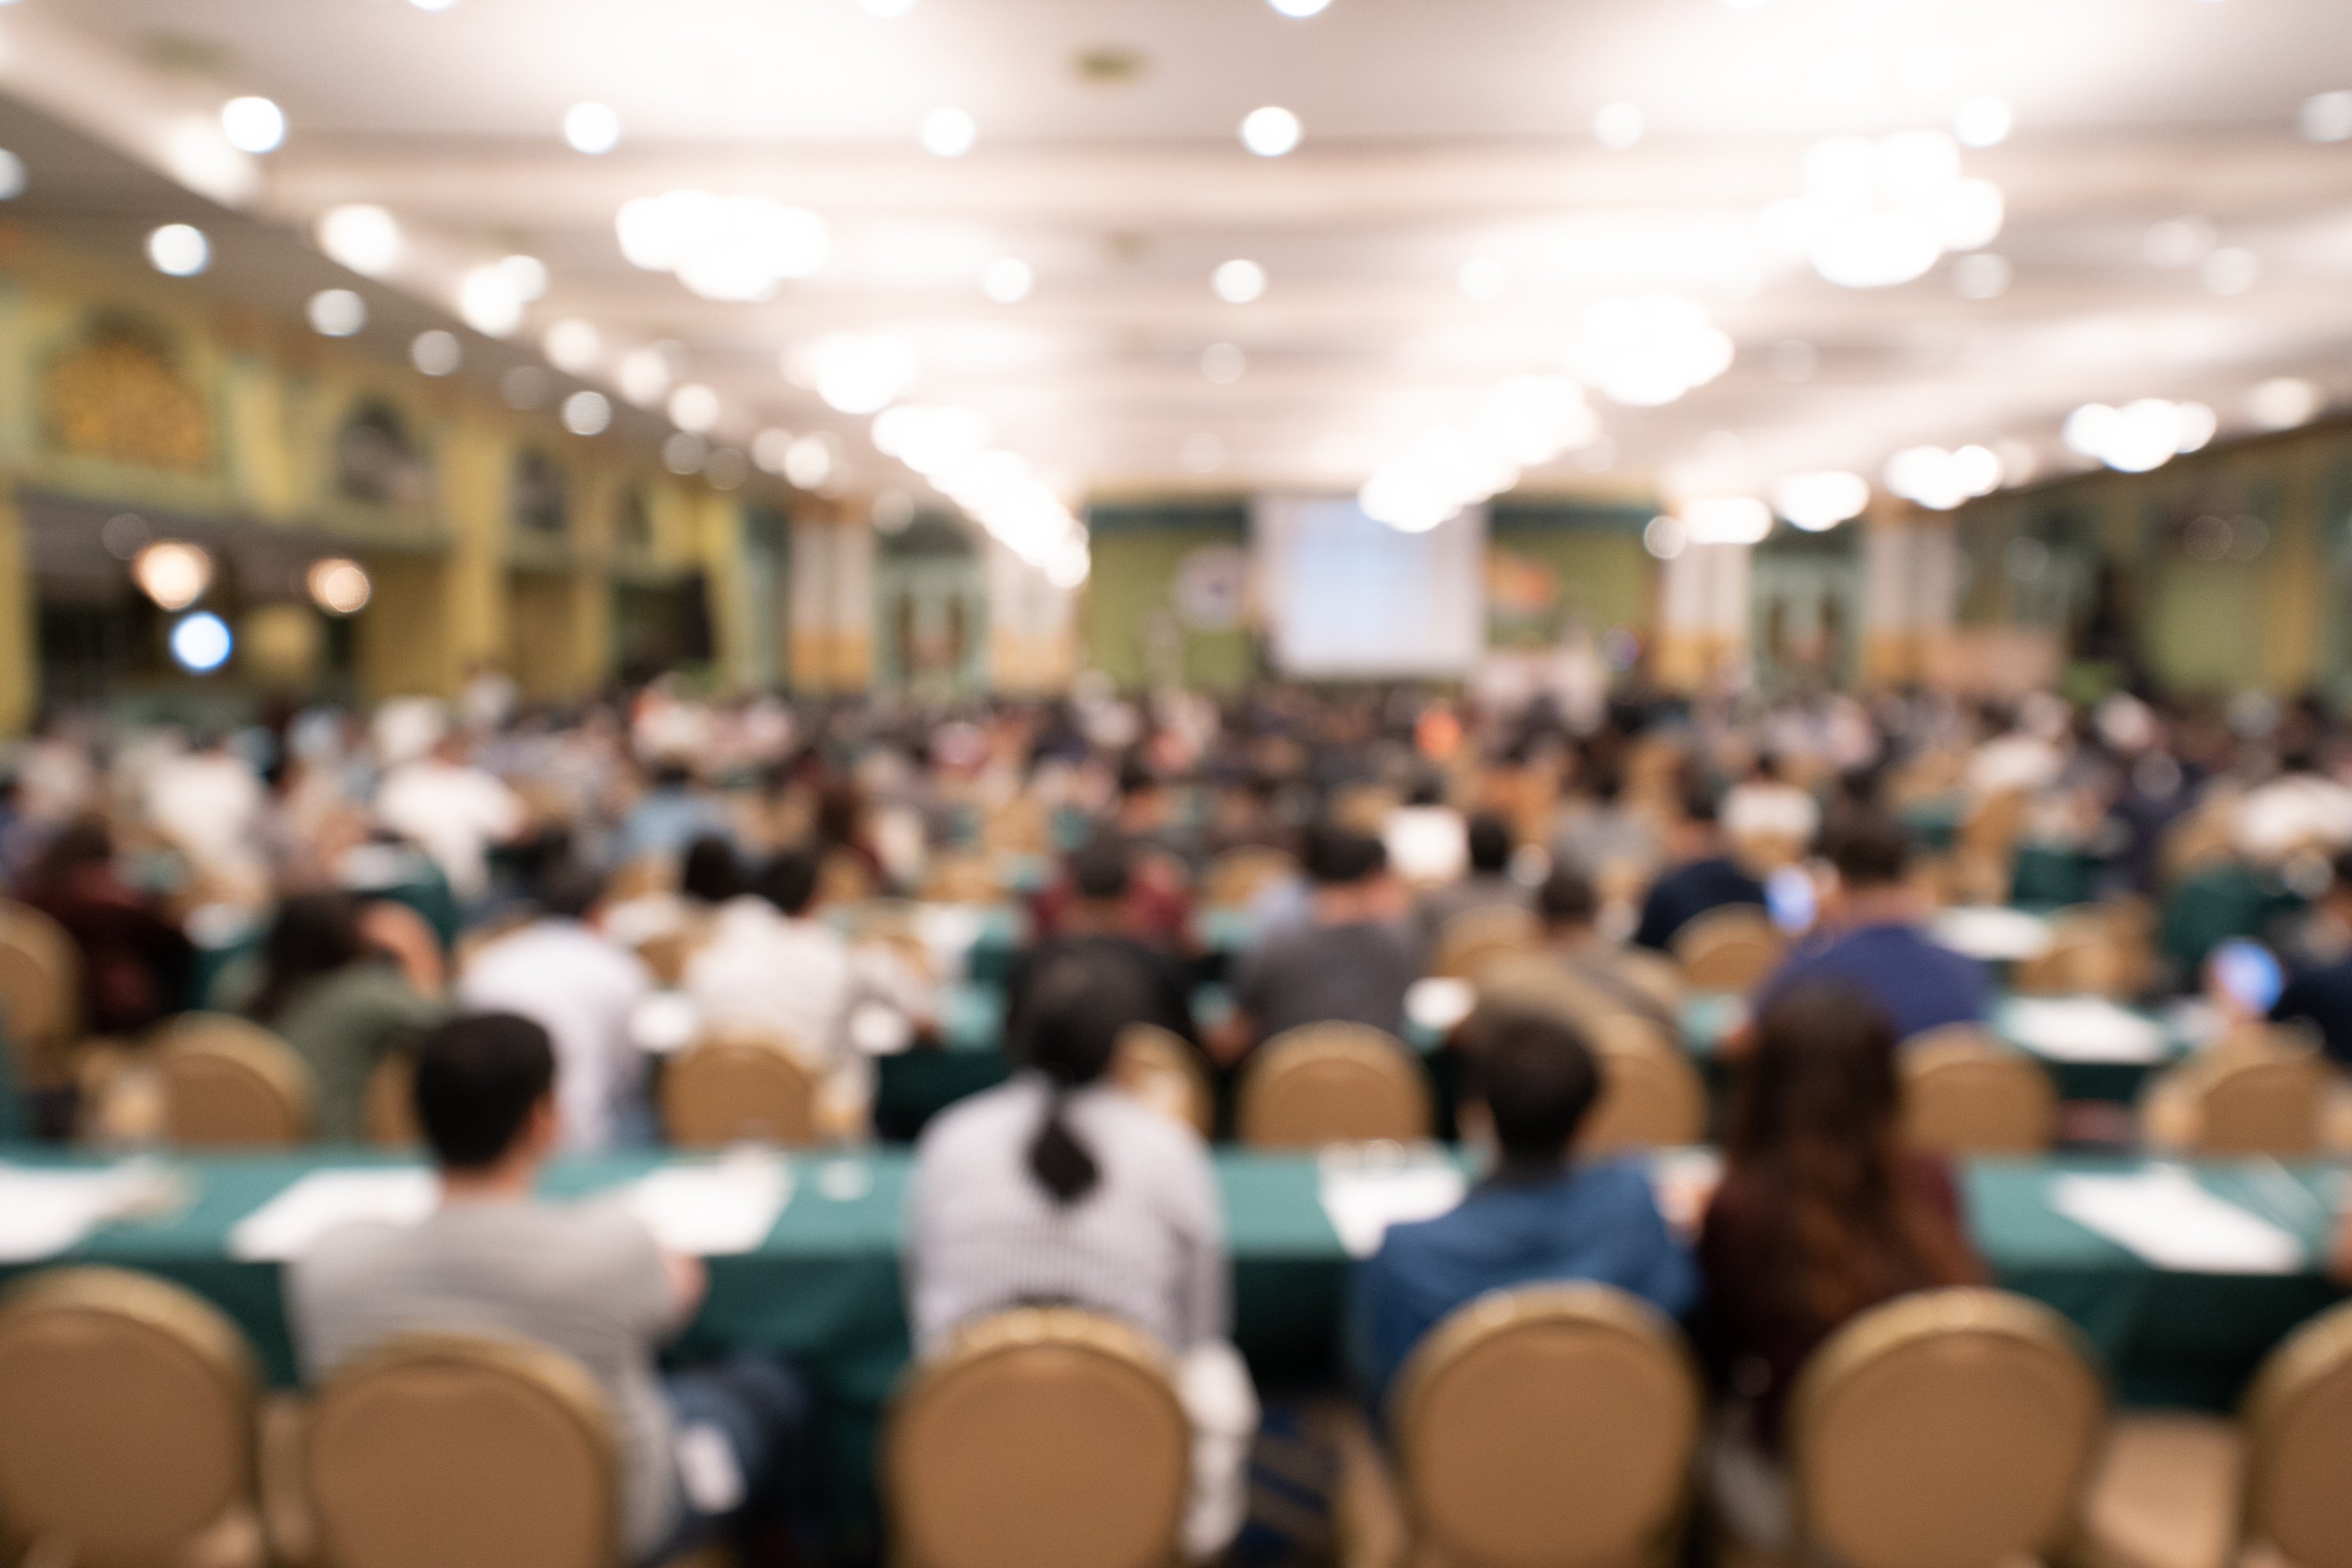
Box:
[668,383,721,432]
[794,333,918,415]
[316,204,404,278]
[784,434,840,490]
[1478,375,1597,465]
[873,404,994,475]
[219,96,285,155]
[1772,471,1870,531]
[1953,97,2012,148]
[133,541,213,609]
[1240,106,1302,157]
[146,224,209,277]
[0,151,25,201]
[457,264,525,337]
[169,613,233,674]
[2065,400,2216,474]
[564,102,621,155]
[982,257,1034,303]
[1362,427,1517,532]
[410,330,462,377]
[1771,129,2003,289]
[1459,257,1505,301]
[1574,295,1734,407]
[308,289,367,337]
[543,318,602,374]
[617,348,673,407]
[1681,497,1772,546]
[498,254,549,303]
[1269,0,1333,14]
[1201,343,1247,385]
[1643,516,1687,560]
[2249,378,2323,431]
[306,559,372,615]
[1593,103,1645,150]
[561,390,613,437]
[1885,444,2003,508]
[2301,91,2352,143]
[615,190,828,302]
[921,107,977,158]
[1213,259,1267,304]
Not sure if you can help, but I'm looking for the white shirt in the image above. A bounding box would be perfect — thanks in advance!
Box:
[145,750,266,883]
[684,897,857,1077]
[458,919,653,1153]
[375,760,526,900]
[1721,780,1821,847]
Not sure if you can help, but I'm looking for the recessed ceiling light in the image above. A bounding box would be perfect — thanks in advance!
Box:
[1240,106,1302,157]
[563,102,621,155]
[1594,103,1645,150]
[922,107,977,158]
[1269,0,1333,15]
[146,223,209,277]
[219,96,285,155]
[1213,259,1267,304]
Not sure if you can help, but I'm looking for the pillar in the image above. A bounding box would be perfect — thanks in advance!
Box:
[788,510,874,694]
[0,482,35,734]
[985,539,1076,693]
[1860,507,1959,685]
[1653,542,1750,691]
[439,421,509,690]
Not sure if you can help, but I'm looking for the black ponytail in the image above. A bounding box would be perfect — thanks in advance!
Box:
[1019,959,1136,1207]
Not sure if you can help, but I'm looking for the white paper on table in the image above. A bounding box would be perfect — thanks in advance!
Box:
[631,991,703,1056]
[229,1169,436,1261]
[1931,906,2056,963]
[2051,1167,2306,1275]
[0,1164,173,1263]
[1405,978,1476,1034]
[911,905,986,960]
[849,1002,916,1057]
[624,1156,792,1256]
[1318,1162,1468,1260]
[2001,997,2167,1063]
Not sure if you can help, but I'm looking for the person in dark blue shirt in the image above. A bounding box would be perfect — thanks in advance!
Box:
[1347,1008,1698,1413]
[1634,780,1768,953]
[1757,812,1989,1042]
[2271,851,2352,1067]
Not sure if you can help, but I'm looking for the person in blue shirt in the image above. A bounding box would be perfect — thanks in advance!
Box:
[1757,811,1989,1043]
[1347,1008,1698,1414]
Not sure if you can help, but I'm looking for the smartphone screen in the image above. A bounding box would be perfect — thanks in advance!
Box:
[2211,938,2284,1015]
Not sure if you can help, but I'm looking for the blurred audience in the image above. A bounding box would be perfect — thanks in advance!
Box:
[247,891,444,1142]
[1221,825,1412,1060]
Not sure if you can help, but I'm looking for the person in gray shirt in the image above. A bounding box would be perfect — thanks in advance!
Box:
[1217,825,1415,1063]
[287,1014,810,1566]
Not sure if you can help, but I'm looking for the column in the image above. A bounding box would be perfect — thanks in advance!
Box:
[0,481,35,735]
[1861,507,1959,686]
[788,509,875,694]
[439,419,509,690]
[985,539,1076,692]
[1653,542,1750,691]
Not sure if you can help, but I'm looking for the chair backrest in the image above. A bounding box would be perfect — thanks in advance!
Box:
[2159,1034,2328,1157]
[306,1333,618,1568]
[889,1309,1189,1568]
[1110,1023,1214,1138]
[1899,1027,2057,1155]
[1430,905,1540,982]
[1789,1288,2104,1568]
[922,854,1005,905]
[1576,1014,1705,1153]
[1671,905,1784,993]
[155,1013,314,1148]
[0,1267,259,1568]
[1237,1024,1433,1149]
[2242,1299,2352,1568]
[363,1052,420,1149]
[1201,847,1296,912]
[0,899,81,1084]
[2011,905,2148,1000]
[661,1030,821,1148]
[1392,1283,1701,1568]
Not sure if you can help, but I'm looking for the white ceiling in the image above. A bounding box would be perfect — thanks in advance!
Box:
[15,0,2352,511]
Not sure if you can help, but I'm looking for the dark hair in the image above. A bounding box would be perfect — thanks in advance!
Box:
[756,851,821,918]
[1537,865,1599,927]
[1070,836,1132,903]
[1116,758,1161,799]
[249,891,369,1023]
[1678,772,1721,826]
[1825,812,1913,891]
[1304,825,1387,887]
[680,835,743,904]
[651,762,695,791]
[2332,847,2352,894]
[1466,814,1513,874]
[412,1012,557,1171]
[30,818,113,887]
[1726,981,1977,1324]
[537,860,607,922]
[1467,1009,1601,1171]
[1020,961,1134,1206]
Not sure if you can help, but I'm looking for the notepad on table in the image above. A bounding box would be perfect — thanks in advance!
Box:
[1931,906,2056,963]
[229,1168,436,1261]
[2000,997,2167,1063]
[624,1156,793,1257]
[1319,1160,1467,1260]
[0,1164,174,1263]
[2050,1166,2305,1275]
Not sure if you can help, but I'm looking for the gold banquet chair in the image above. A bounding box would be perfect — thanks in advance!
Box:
[661,1030,822,1149]
[1238,1024,1433,1149]
[363,1052,420,1149]
[1900,1026,2058,1156]
[308,1334,650,1568]
[0,1267,263,1568]
[889,1309,1191,1568]
[1429,905,1540,983]
[1670,906,1784,994]
[1787,1289,2105,1568]
[1380,1283,1702,1568]
[0,898,81,1093]
[1112,1023,1216,1138]
[2011,905,2151,1000]
[2239,1298,2352,1568]
[155,1014,315,1149]
[2141,1030,2328,1158]
[1577,1014,1707,1154]
[1201,847,1298,913]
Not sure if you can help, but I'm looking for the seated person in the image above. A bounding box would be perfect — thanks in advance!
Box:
[907,971,1258,1560]
[247,891,446,1142]
[1755,812,1989,1042]
[1032,761,1196,948]
[1698,981,1981,1544]
[1479,866,1681,1037]
[1005,837,1195,1053]
[2269,850,2352,1066]
[1632,781,1769,954]
[1348,1008,1698,1413]
[288,1015,810,1566]
[1411,812,1529,966]
[1219,825,1414,1061]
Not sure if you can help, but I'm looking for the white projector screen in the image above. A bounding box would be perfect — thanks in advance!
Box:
[1253,496,1487,679]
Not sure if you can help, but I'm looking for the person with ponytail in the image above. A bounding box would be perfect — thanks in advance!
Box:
[906,959,1258,1559]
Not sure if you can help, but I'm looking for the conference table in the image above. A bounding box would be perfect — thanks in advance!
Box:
[0,1145,2340,1540]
